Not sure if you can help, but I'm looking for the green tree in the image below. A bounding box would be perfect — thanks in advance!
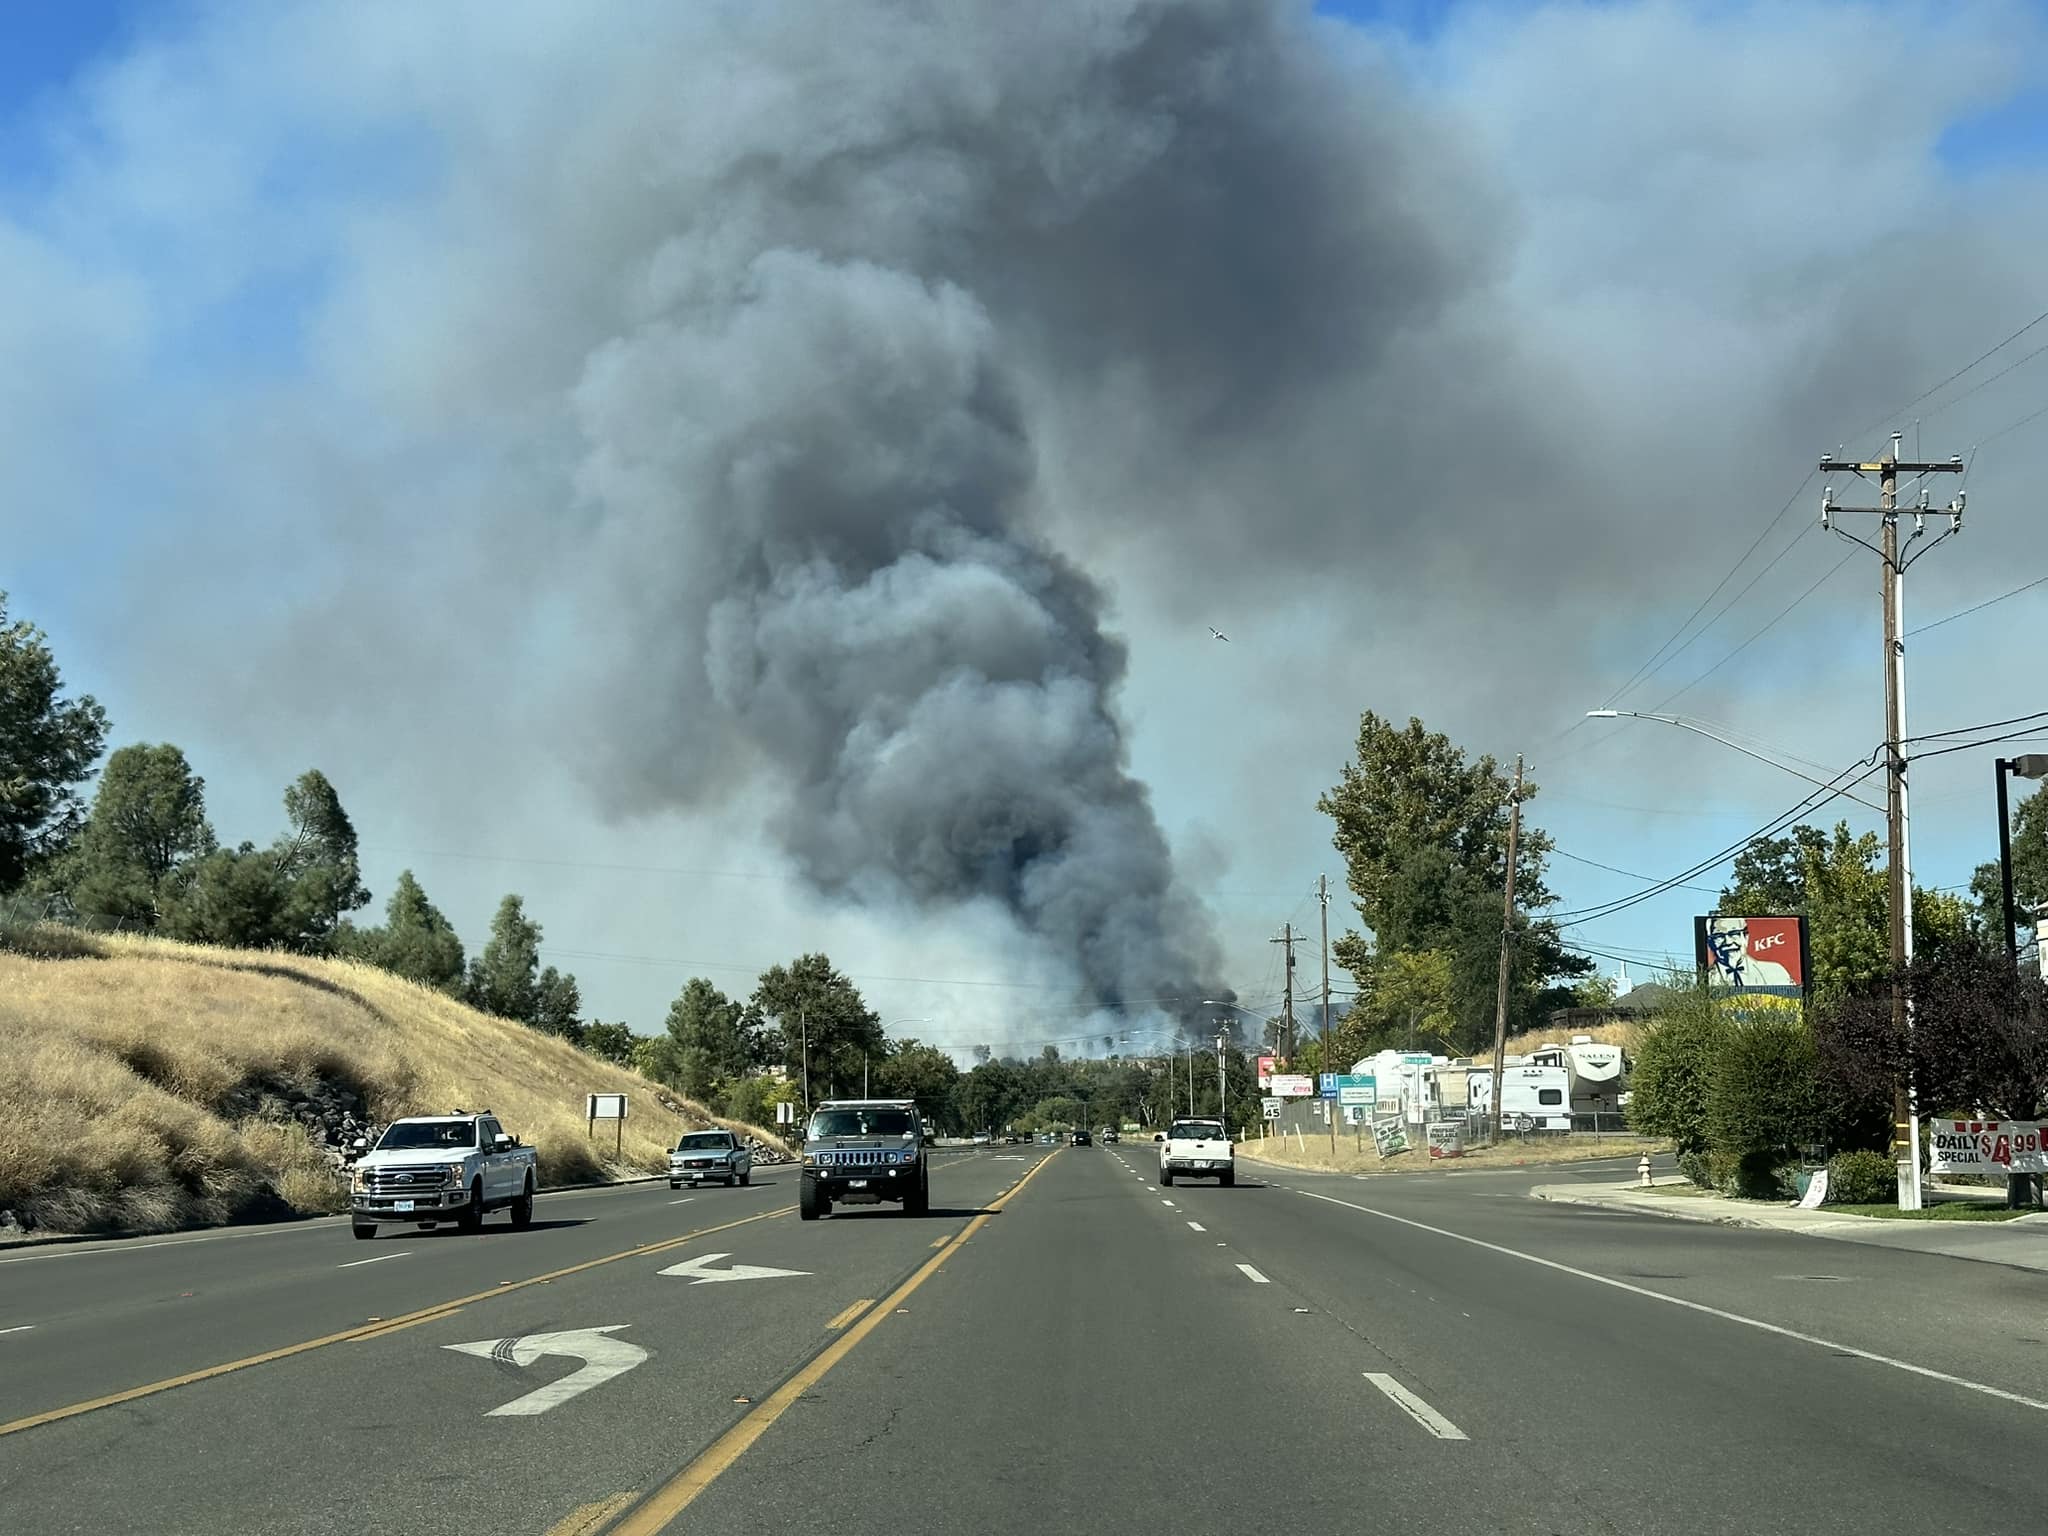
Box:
[1718,827,1828,914]
[0,593,109,894]
[663,978,758,1082]
[57,743,215,921]
[162,843,293,948]
[340,870,466,991]
[874,1040,962,1128]
[270,769,369,948]
[1971,778,2048,956]
[533,964,583,1041]
[466,894,542,1021]
[752,953,883,1100]
[580,1020,636,1067]
[1320,715,1585,1049]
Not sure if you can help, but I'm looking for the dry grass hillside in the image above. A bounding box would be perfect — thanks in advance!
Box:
[1504,1020,1643,1056]
[0,928,789,1236]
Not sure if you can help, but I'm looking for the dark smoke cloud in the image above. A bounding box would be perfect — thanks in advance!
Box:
[549,0,1479,1008]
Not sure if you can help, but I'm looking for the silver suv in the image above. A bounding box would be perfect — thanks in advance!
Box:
[800,1099,929,1220]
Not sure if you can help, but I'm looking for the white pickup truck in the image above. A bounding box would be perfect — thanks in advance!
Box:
[1157,1116,1235,1187]
[349,1110,539,1240]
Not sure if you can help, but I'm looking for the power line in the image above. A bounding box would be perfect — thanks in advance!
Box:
[1841,303,2048,450]
[1549,846,1722,894]
[1905,572,2048,637]
[1905,709,2048,744]
[1597,473,1816,710]
[1651,546,1857,710]
[1917,336,2048,425]
[1548,754,1888,926]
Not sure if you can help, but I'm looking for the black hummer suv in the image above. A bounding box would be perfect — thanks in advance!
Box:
[799,1099,930,1220]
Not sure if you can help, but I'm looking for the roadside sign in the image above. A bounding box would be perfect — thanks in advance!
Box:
[1372,1117,1410,1158]
[1270,1073,1316,1098]
[776,1100,794,1125]
[1927,1119,2046,1177]
[1256,1055,1278,1089]
[1319,1072,1338,1100]
[1399,1053,1434,1065]
[1337,1074,1375,1107]
[1426,1120,1466,1159]
[586,1093,628,1120]
[1262,1098,1283,1121]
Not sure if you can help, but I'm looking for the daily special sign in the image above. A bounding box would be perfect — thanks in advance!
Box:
[1926,1119,2047,1178]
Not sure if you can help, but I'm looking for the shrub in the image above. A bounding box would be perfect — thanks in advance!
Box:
[0,918,104,960]
[1825,1148,1897,1205]
[1676,1150,1716,1189]
[1705,1011,1819,1181]
[1628,983,1727,1155]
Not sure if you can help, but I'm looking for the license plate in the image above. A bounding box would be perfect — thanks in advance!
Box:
[847,1179,868,1189]
[393,1199,415,1213]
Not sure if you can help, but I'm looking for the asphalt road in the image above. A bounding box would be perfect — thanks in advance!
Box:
[3,1144,2045,1534]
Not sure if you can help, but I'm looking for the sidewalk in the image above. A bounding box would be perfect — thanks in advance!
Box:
[1533,1178,2048,1275]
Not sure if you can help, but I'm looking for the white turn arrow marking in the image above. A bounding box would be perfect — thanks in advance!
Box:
[443,1325,647,1416]
[658,1251,811,1285]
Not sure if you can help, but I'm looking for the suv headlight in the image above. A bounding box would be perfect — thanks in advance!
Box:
[802,1152,818,1166]
[445,1163,468,1183]
[351,1167,368,1192]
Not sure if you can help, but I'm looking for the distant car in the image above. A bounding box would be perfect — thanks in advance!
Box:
[1159,1117,1233,1187]
[972,1131,992,1146]
[1040,1133,1057,1145]
[669,1129,751,1189]
[1102,1130,1119,1145]
[350,1111,537,1239]
[1071,1130,1091,1146]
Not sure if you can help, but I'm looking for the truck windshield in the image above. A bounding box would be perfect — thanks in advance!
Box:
[375,1120,477,1150]
[810,1108,914,1138]
[675,1132,734,1151]
[1169,1122,1224,1140]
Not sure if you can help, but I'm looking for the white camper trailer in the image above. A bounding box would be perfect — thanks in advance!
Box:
[1528,1035,1629,1118]
[1467,1064,1572,1131]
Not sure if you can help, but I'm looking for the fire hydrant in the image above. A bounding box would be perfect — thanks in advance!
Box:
[1638,1154,1653,1187]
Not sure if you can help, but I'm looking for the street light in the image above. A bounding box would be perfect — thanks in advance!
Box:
[1995,757,2048,1210]
[1585,709,1886,813]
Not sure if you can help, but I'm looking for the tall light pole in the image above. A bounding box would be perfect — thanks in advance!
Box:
[1585,709,1886,812]
[1996,757,2048,1209]
[1215,1030,1229,1133]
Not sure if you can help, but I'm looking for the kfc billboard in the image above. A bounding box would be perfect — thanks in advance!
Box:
[1695,914,1808,998]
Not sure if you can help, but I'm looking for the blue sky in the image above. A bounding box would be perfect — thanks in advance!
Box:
[7,1,2048,1035]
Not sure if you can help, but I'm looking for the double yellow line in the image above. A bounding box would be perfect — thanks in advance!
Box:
[0,1205,791,1439]
[606,1149,1061,1535]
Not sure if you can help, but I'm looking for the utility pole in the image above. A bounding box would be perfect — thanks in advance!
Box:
[1820,435,1966,1211]
[1320,874,1336,1154]
[1271,923,1299,1061]
[1490,755,1524,1141]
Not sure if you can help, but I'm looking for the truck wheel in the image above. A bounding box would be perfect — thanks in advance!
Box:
[458,1180,485,1232]
[904,1167,929,1216]
[510,1175,534,1228]
[351,1223,376,1241]
[1220,1169,1235,1188]
[669,1180,680,1190]
[799,1177,827,1221]
[1159,1167,1173,1186]
[739,1167,751,1187]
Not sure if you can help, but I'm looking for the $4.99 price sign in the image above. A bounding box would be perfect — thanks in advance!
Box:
[1927,1120,2046,1177]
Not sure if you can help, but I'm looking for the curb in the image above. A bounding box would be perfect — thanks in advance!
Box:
[1531,1188,1790,1229]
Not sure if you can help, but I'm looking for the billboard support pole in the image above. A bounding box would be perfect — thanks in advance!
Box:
[1490,755,1524,1142]
[1819,435,1965,1213]
[1320,874,1335,1155]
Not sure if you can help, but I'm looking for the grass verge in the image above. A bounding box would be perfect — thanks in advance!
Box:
[1825,1201,2036,1222]
[0,929,789,1236]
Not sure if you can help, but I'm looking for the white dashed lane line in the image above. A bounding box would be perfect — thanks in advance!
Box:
[336,1252,411,1270]
[1186,1221,1206,1232]
[1236,1264,1269,1284]
[1364,1373,1470,1440]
